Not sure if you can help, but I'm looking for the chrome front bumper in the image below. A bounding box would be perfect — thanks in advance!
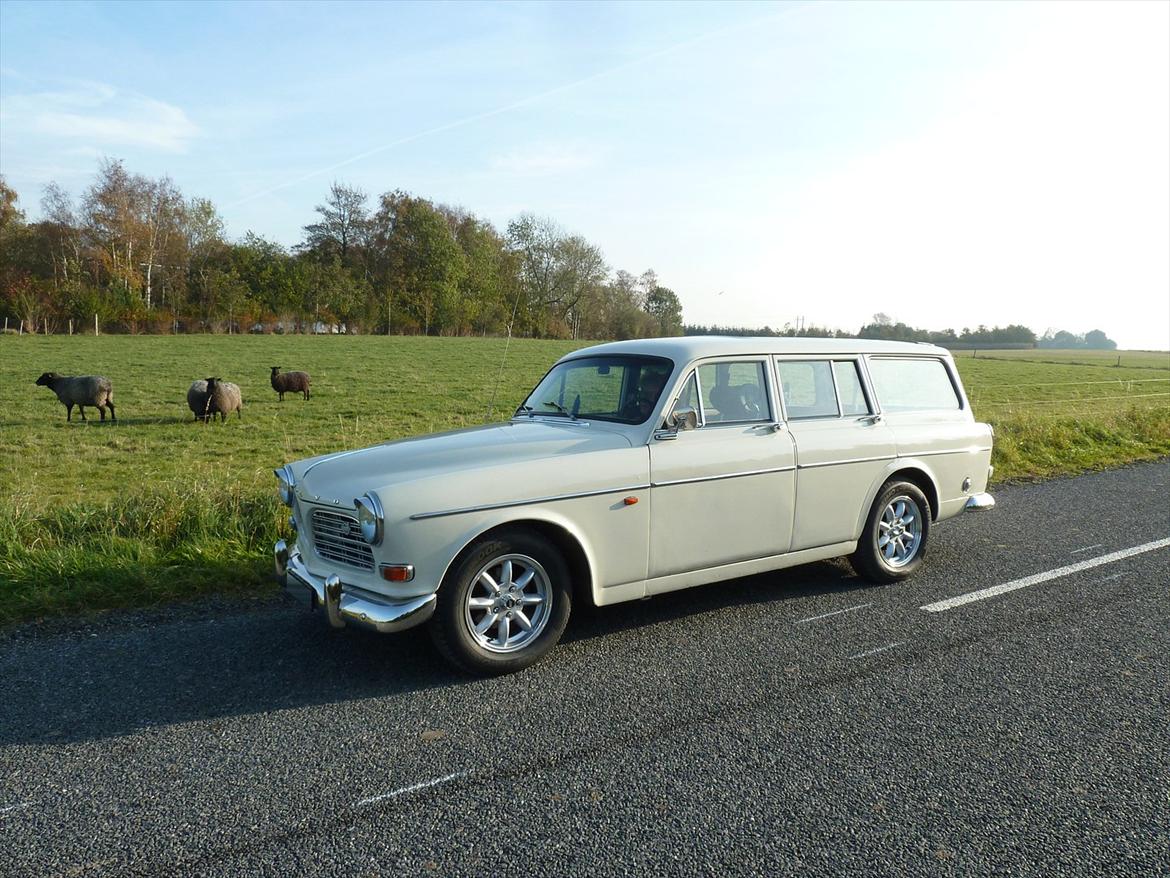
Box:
[964,492,996,512]
[274,540,436,634]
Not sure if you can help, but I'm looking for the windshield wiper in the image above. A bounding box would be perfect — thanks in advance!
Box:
[542,400,576,419]
[516,404,535,417]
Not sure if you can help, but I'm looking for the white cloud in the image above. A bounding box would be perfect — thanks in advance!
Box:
[490,142,602,177]
[0,80,198,152]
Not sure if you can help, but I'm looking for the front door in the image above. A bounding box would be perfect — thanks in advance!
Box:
[648,359,797,583]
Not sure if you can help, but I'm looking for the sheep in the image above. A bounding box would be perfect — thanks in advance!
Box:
[270,366,311,401]
[187,379,211,422]
[204,377,243,422]
[35,372,116,422]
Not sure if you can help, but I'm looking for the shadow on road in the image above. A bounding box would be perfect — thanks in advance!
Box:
[0,559,870,747]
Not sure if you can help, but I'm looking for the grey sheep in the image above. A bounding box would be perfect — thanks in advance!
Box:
[204,377,243,422]
[270,366,311,401]
[35,372,116,422]
[187,379,211,422]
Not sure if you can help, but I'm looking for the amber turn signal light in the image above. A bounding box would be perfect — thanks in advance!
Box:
[623,496,639,506]
[380,564,415,582]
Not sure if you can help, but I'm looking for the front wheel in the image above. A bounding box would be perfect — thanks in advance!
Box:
[851,480,931,583]
[430,530,571,675]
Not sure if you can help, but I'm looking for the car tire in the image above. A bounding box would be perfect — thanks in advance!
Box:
[430,529,572,675]
[851,480,931,583]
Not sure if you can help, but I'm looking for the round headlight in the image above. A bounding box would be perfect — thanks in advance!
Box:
[354,492,384,545]
[274,466,295,507]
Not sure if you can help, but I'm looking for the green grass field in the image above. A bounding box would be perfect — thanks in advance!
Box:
[2,335,1168,625]
[960,348,1170,370]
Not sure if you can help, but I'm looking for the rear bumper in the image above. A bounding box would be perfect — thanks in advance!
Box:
[964,492,996,512]
[274,539,436,634]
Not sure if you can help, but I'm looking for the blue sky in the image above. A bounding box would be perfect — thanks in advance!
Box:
[2,0,1167,348]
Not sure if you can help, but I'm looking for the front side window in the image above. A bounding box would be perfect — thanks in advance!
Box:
[867,358,961,411]
[518,355,674,424]
[698,361,770,423]
[668,371,702,423]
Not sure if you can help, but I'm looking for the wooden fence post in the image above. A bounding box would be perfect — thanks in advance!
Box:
[94,313,99,336]
[69,319,73,335]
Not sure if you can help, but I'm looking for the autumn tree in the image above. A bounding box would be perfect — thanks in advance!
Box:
[0,175,24,234]
[507,213,606,337]
[644,285,683,336]
[303,181,370,266]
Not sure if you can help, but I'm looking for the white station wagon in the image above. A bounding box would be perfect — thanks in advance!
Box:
[275,337,995,673]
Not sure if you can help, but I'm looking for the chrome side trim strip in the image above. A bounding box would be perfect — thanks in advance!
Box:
[797,455,895,470]
[410,485,651,520]
[900,447,993,458]
[652,465,795,487]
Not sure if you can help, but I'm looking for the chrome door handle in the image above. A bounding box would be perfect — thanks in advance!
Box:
[858,413,883,425]
[752,422,783,432]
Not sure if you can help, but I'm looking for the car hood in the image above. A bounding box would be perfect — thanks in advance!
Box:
[292,419,636,503]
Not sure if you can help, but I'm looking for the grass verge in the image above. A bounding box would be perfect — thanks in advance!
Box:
[0,483,288,626]
[986,405,1170,482]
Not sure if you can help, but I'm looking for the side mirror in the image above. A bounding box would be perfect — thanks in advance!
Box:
[668,407,699,431]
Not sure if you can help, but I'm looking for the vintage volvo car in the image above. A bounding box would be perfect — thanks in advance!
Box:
[274,337,994,673]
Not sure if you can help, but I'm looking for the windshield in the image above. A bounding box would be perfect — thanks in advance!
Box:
[517,355,674,425]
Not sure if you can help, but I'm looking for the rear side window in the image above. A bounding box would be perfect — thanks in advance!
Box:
[833,361,871,416]
[777,361,838,419]
[868,358,961,411]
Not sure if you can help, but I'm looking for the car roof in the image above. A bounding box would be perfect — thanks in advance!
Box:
[558,335,952,366]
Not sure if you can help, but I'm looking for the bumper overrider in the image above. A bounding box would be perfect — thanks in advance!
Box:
[274,540,436,633]
[964,492,995,511]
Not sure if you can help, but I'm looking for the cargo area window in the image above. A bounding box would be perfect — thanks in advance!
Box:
[867,358,961,411]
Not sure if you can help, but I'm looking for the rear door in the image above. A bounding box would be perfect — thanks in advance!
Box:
[776,357,897,551]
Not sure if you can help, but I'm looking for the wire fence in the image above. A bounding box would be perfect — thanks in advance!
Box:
[968,376,1170,414]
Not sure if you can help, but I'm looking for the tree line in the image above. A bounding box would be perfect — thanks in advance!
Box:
[686,313,1117,349]
[0,163,683,339]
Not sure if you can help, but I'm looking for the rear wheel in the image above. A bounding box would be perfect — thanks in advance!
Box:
[430,530,571,675]
[851,480,931,583]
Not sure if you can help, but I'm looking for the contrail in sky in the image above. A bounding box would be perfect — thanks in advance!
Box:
[227,4,812,207]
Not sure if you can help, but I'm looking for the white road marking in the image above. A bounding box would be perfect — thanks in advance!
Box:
[921,538,1170,613]
[0,802,31,815]
[848,642,904,660]
[1070,544,1105,555]
[795,603,873,624]
[355,770,471,807]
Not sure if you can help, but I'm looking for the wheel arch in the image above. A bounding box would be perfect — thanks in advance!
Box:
[856,463,941,537]
[440,516,597,609]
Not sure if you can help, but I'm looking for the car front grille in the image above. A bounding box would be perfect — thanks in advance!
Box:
[310,508,375,571]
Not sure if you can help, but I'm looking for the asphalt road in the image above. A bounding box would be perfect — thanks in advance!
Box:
[3,461,1169,877]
